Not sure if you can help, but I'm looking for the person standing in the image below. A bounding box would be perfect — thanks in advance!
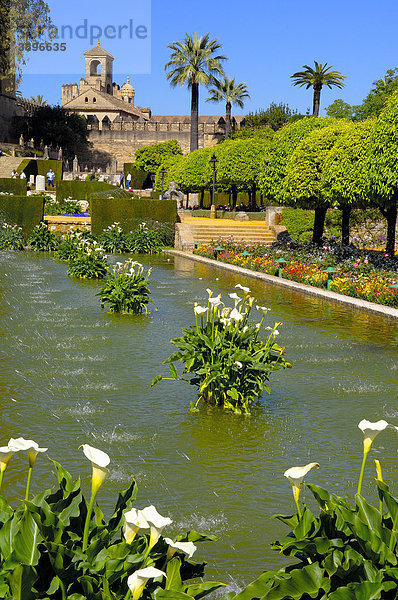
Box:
[11,169,18,178]
[47,168,55,188]
[126,171,132,190]
[119,171,124,189]
[20,171,26,180]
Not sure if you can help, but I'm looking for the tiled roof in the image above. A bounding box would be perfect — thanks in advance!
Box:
[84,44,114,59]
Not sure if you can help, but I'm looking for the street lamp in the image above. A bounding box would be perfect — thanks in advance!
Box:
[150,173,156,199]
[209,153,218,220]
[276,257,288,278]
[160,167,166,199]
[322,266,337,290]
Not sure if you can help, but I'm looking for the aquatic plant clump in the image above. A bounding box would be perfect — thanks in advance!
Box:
[99,222,131,253]
[153,286,291,414]
[128,222,164,254]
[0,438,224,600]
[223,419,398,599]
[28,223,58,252]
[67,238,108,279]
[97,259,154,314]
[0,222,25,250]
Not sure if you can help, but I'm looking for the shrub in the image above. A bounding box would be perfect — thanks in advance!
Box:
[98,259,154,314]
[56,230,91,261]
[99,222,131,253]
[67,239,108,279]
[128,222,164,254]
[224,419,398,599]
[28,223,58,251]
[0,178,27,195]
[123,164,151,189]
[0,195,44,237]
[281,207,314,242]
[152,287,291,414]
[0,223,25,250]
[56,180,116,203]
[0,437,223,600]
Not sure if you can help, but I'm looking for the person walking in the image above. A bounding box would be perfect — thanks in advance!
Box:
[119,171,125,189]
[126,171,132,190]
[46,168,55,188]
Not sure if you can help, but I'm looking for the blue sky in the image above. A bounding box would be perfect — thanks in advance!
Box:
[19,0,398,117]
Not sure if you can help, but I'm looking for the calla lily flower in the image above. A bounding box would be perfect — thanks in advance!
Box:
[209,295,222,306]
[140,505,172,549]
[358,419,389,453]
[206,288,213,297]
[256,305,270,314]
[284,462,320,516]
[0,446,17,473]
[220,317,231,327]
[235,283,251,294]
[234,361,243,368]
[123,508,150,544]
[229,293,242,302]
[9,437,47,467]
[194,305,208,316]
[164,537,197,559]
[81,444,110,495]
[357,419,389,495]
[127,567,166,600]
[230,308,244,322]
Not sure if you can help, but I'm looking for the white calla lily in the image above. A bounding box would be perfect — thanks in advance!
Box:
[206,288,213,297]
[235,283,250,294]
[229,308,244,322]
[357,419,389,495]
[209,294,222,305]
[9,437,47,467]
[0,446,17,473]
[358,419,389,453]
[284,462,320,516]
[256,305,270,314]
[81,444,110,495]
[194,305,208,316]
[140,505,173,549]
[234,361,243,368]
[164,537,197,559]
[229,292,242,302]
[123,508,150,544]
[127,567,166,600]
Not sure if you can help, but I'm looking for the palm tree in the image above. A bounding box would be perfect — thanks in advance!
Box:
[206,77,250,137]
[291,61,345,116]
[165,33,226,152]
[30,95,48,106]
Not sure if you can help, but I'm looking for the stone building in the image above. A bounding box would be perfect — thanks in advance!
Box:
[62,42,244,168]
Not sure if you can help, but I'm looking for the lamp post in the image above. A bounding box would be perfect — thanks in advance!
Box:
[150,173,156,199]
[276,257,288,278]
[160,167,166,199]
[214,245,224,259]
[322,266,337,290]
[209,153,218,220]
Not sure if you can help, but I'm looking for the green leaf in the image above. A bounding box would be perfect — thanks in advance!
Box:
[155,590,194,600]
[169,363,179,380]
[8,564,37,600]
[166,557,183,591]
[185,581,226,599]
[151,374,163,386]
[13,511,43,566]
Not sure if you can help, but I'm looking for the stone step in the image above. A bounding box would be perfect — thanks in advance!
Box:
[0,156,24,178]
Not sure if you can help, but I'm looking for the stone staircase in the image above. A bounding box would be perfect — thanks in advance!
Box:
[175,214,276,251]
[0,156,24,178]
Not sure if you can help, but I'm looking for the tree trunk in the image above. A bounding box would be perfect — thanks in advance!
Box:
[186,192,190,210]
[190,82,199,152]
[341,205,351,246]
[312,206,327,245]
[232,185,238,209]
[225,102,231,138]
[382,204,397,256]
[199,189,204,208]
[249,184,257,211]
[313,87,321,117]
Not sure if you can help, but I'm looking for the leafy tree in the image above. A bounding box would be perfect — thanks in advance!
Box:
[0,0,53,90]
[165,33,226,152]
[134,140,182,173]
[283,121,352,244]
[291,61,346,116]
[367,90,398,255]
[257,116,338,202]
[245,103,298,131]
[322,120,374,245]
[325,98,354,120]
[16,105,88,159]
[354,67,398,121]
[227,126,274,141]
[206,76,250,137]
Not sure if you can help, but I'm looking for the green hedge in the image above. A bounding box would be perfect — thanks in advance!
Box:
[0,179,27,195]
[56,180,117,202]
[17,159,63,183]
[0,195,44,237]
[90,197,177,236]
[123,164,151,189]
[281,208,314,242]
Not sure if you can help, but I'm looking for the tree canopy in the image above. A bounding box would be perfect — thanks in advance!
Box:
[244,103,299,131]
[291,61,345,116]
[134,140,182,173]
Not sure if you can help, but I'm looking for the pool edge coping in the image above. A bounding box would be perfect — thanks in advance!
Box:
[164,249,398,321]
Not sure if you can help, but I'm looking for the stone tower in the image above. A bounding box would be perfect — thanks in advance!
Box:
[83,41,114,95]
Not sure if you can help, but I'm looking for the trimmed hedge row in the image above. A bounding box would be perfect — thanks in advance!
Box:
[56,180,117,202]
[90,197,177,236]
[18,159,63,183]
[0,179,27,195]
[0,195,44,236]
[123,164,151,189]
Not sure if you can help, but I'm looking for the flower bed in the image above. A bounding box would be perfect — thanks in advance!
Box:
[195,241,398,308]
